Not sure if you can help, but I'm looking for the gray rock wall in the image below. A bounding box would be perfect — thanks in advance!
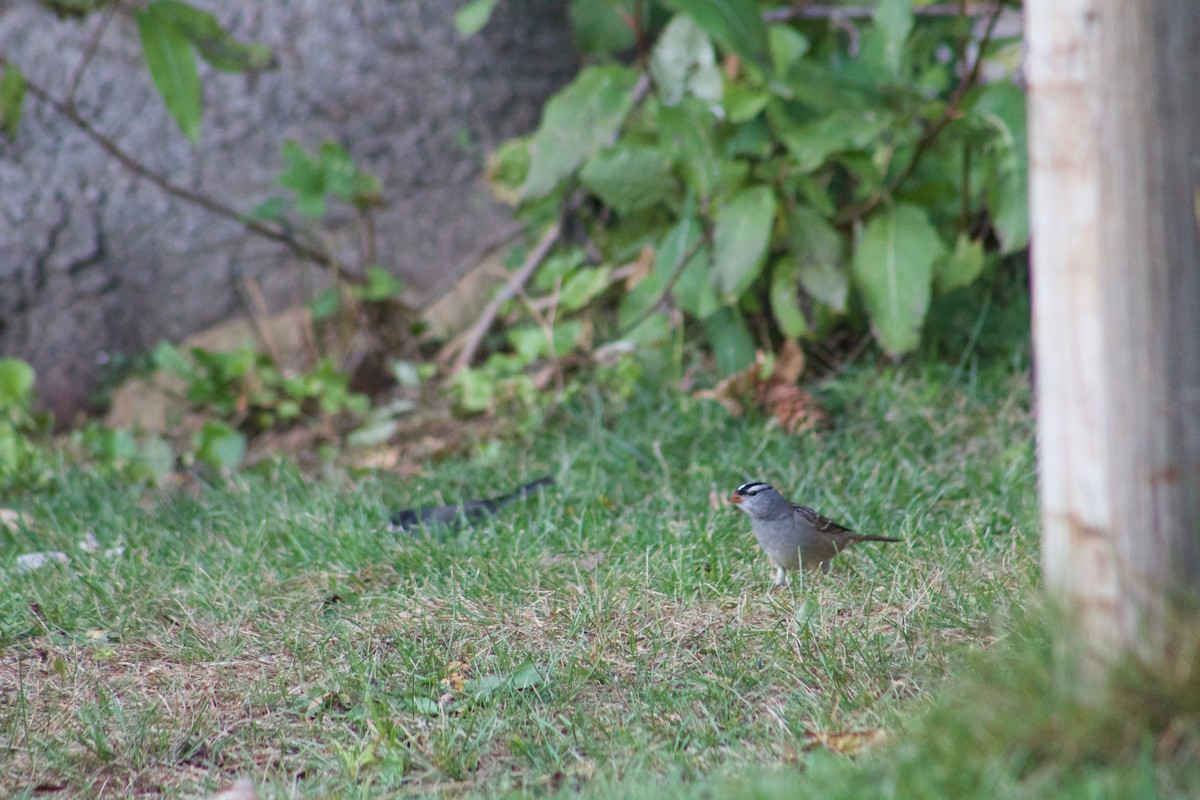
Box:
[0,0,576,419]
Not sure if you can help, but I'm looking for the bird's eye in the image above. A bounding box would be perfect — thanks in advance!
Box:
[736,481,768,496]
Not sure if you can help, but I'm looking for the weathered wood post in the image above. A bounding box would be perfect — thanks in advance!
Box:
[1027,0,1200,662]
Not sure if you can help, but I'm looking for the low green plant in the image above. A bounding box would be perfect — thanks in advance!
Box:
[0,358,53,488]
[151,342,369,436]
[472,0,1026,377]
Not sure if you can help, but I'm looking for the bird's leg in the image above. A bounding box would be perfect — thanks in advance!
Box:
[774,565,787,586]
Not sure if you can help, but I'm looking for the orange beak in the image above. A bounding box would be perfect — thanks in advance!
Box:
[729,493,744,505]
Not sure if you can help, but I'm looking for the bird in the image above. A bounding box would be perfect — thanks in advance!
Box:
[729,480,899,585]
[389,475,554,532]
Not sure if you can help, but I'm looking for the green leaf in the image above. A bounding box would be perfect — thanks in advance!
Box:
[359,266,405,301]
[248,197,287,221]
[454,368,495,414]
[705,306,756,376]
[192,420,245,471]
[973,82,1029,254]
[874,0,914,76]
[0,64,26,139]
[559,266,613,311]
[788,206,848,312]
[454,0,499,37]
[310,288,340,320]
[138,434,176,482]
[851,204,944,356]
[507,659,546,690]
[150,341,192,377]
[507,326,547,363]
[568,0,636,56]
[768,25,809,78]
[769,257,808,338]
[657,99,721,199]
[580,145,678,214]
[712,185,777,297]
[522,65,640,200]
[149,0,274,72]
[664,0,770,73]
[771,107,890,172]
[651,14,722,107]
[136,2,203,142]
[936,233,986,293]
[0,359,35,410]
[723,82,771,124]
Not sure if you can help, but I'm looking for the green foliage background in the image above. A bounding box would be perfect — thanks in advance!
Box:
[487,0,1027,372]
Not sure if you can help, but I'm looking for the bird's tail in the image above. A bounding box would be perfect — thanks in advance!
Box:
[490,475,554,507]
[852,534,901,543]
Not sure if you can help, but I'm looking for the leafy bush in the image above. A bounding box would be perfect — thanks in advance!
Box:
[151,342,369,438]
[483,0,1027,373]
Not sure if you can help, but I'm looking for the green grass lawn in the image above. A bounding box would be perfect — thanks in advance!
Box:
[2,356,1191,798]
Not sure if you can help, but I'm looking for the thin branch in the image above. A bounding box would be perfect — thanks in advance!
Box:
[4,56,345,275]
[834,0,1008,225]
[440,219,563,375]
[762,3,1008,22]
[66,3,118,112]
[616,229,708,338]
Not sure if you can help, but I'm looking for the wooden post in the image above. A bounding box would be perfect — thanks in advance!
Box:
[1027,0,1200,662]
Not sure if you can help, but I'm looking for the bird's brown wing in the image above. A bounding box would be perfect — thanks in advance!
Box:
[792,503,856,535]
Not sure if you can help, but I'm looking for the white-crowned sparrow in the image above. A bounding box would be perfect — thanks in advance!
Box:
[730,481,899,584]
[390,476,553,532]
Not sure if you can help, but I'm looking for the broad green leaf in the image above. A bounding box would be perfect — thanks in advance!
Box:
[768,25,809,78]
[788,206,848,312]
[454,368,495,414]
[646,209,719,321]
[874,0,913,76]
[359,266,405,301]
[657,99,720,199]
[851,204,944,355]
[973,82,1029,253]
[136,3,203,142]
[522,65,640,199]
[138,435,176,483]
[580,145,678,214]
[454,0,499,37]
[559,266,613,311]
[936,233,986,293]
[664,0,770,73]
[712,186,777,297]
[723,82,771,124]
[0,64,25,139]
[507,659,546,689]
[651,14,722,107]
[193,420,245,471]
[672,245,718,320]
[551,320,585,357]
[150,0,273,72]
[150,341,192,377]
[248,197,287,221]
[705,306,756,376]
[772,108,890,172]
[507,326,546,363]
[569,0,637,56]
[0,359,35,409]
[769,257,808,338]
[310,288,339,320]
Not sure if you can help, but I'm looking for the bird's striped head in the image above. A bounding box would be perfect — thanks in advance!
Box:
[730,481,771,505]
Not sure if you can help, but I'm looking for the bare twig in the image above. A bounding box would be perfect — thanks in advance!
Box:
[616,227,708,337]
[3,55,346,276]
[762,3,1008,22]
[66,3,118,111]
[440,220,563,374]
